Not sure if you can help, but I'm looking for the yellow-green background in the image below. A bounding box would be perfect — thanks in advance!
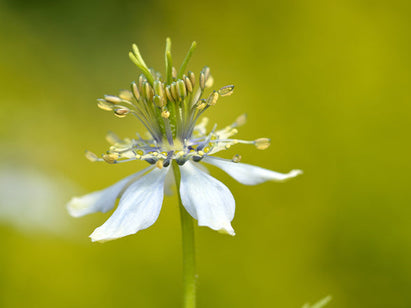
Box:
[0,0,410,307]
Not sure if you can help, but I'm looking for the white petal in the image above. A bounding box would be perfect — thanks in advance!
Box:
[163,167,175,196]
[90,167,168,242]
[179,162,235,235]
[203,156,302,185]
[67,166,154,217]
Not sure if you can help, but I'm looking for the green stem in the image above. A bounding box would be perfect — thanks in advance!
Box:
[172,161,196,308]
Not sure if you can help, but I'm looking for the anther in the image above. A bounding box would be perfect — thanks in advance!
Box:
[85,150,99,162]
[105,131,121,145]
[156,160,164,169]
[165,85,174,102]
[218,85,235,96]
[118,90,133,101]
[207,91,219,106]
[161,108,170,118]
[144,82,154,102]
[177,79,187,98]
[138,74,146,92]
[131,81,141,101]
[170,82,179,101]
[234,113,247,127]
[184,76,193,93]
[97,99,114,111]
[154,95,163,108]
[172,67,177,80]
[199,72,206,90]
[188,71,195,88]
[104,95,122,104]
[205,75,214,88]
[196,99,207,110]
[103,153,118,164]
[232,154,242,163]
[114,107,130,117]
[202,66,210,80]
[254,138,271,150]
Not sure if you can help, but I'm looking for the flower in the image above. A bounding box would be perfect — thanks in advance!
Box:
[67,39,302,242]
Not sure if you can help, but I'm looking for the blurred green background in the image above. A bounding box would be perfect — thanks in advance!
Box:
[0,0,410,307]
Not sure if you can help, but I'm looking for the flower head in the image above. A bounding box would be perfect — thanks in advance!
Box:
[67,39,302,242]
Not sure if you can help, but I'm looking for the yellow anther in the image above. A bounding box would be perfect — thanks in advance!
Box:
[234,113,247,127]
[175,151,184,158]
[205,75,214,88]
[203,147,210,153]
[85,150,99,162]
[188,71,195,88]
[131,81,141,100]
[199,72,206,90]
[207,91,219,106]
[254,138,271,150]
[136,150,144,155]
[177,79,187,98]
[165,86,174,102]
[144,82,154,101]
[198,151,205,156]
[170,82,179,101]
[156,160,164,169]
[161,109,170,118]
[97,99,114,111]
[119,90,133,101]
[232,154,242,163]
[104,95,122,104]
[196,102,207,110]
[218,85,235,96]
[114,107,130,118]
[105,132,121,145]
[184,76,193,93]
[103,153,118,164]
[172,66,177,79]
[161,151,168,156]
[202,66,210,80]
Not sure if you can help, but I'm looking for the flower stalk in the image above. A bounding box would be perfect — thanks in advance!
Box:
[173,161,197,308]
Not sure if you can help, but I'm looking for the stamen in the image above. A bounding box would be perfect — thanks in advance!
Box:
[118,90,134,101]
[207,91,219,106]
[232,154,242,163]
[232,113,247,127]
[103,153,118,164]
[218,85,235,96]
[97,99,115,111]
[131,82,141,100]
[113,107,130,118]
[85,150,100,162]
[104,95,123,104]
[254,138,271,150]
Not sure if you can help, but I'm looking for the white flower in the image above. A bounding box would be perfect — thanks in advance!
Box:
[67,40,302,242]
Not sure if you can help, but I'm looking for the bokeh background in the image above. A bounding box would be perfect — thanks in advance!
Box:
[0,0,410,307]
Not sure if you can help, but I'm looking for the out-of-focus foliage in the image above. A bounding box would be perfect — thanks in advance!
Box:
[0,0,410,307]
[302,296,332,308]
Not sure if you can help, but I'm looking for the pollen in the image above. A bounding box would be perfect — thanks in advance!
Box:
[254,138,271,150]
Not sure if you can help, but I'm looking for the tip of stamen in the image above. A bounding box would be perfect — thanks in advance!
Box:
[232,154,242,163]
[234,113,247,127]
[254,138,271,150]
[85,150,99,162]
